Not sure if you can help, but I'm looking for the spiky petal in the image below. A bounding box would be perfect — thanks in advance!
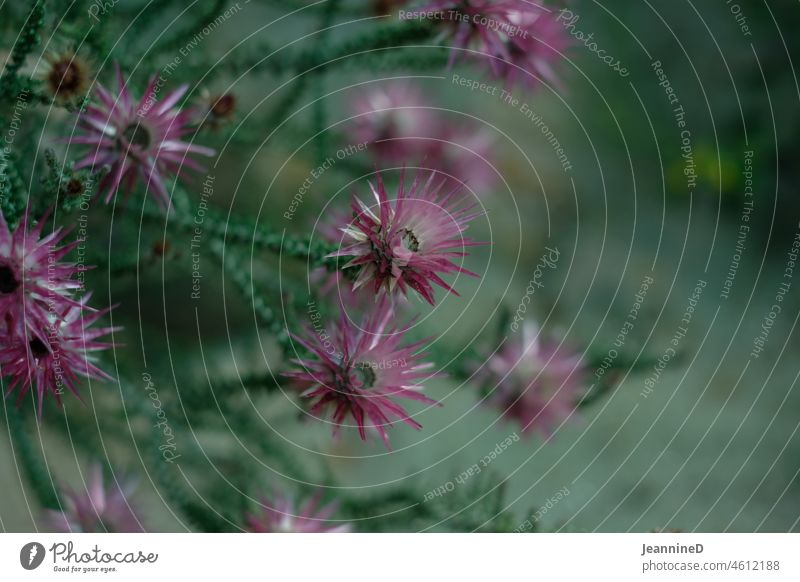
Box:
[284,300,438,450]
[350,83,437,163]
[419,0,569,90]
[349,82,497,192]
[44,464,144,533]
[69,64,215,209]
[0,208,82,343]
[0,294,118,416]
[480,322,585,436]
[329,170,483,305]
[246,490,351,533]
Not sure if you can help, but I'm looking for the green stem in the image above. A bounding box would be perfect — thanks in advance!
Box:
[234,19,436,77]
[137,197,337,266]
[209,241,287,339]
[263,77,310,134]
[155,0,228,57]
[310,0,341,165]
[5,403,62,510]
[2,1,45,84]
[262,0,367,17]
[117,369,234,532]
[0,148,27,226]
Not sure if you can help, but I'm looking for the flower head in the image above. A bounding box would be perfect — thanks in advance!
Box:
[246,490,350,533]
[311,208,365,310]
[349,83,497,192]
[0,294,118,416]
[481,322,585,436]
[44,464,143,532]
[0,209,82,342]
[425,124,497,193]
[39,49,92,102]
[351,83,436,163]
[421,0,568,89]
[70,64,215,209]
[194,90,237,130]
[330,170,482,305]
[284,300,437,449]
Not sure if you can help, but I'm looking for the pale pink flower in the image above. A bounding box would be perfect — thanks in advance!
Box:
[481,322,585,435]
[246,490,351,533]
[69,64,215,209]
[0,209,81,343]
[329,170,482,305]
[0,295,118,416]
[284,299,437,449]
[420,0,569,89]
[44,464,144,532]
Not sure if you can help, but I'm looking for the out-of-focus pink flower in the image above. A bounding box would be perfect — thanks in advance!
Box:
[419,0,568,90]
[311,208,365,310]
[193,90,237,130]
[425,125,497,193]
[284,299,437,450]
[351,83,437,163]
[246,490,351,533]
[0,295,118,416]
[0,209,82,343]
[329,170,482,305]
[69,64,215,209]
[481,322,585,436]
[44,464,144,532]
[349,83,498,193]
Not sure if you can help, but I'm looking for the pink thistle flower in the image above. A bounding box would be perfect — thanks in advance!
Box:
[350,83,437,163]
[349,83,498,193]
[69,64,215,209]
[0,294,118,416]
[311,208,365,310]
[481,322,585,436]
[44,464,144,532]
[420,0,568,89]
[284,300,438,450]
[329,170,483,305]
[425,124,497,193]
[246,490,351,533]
[0,209,82,343]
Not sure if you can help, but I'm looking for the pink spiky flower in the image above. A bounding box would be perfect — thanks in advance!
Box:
[329,170,482,305]
[419,0,568,89]
[69,64,215,209]
[425,124,497,193]
[0,209,82,343]
[0,294,118,416]
[246,490,351,533]
[350,83,437,163]
[44,464,144,532]
[284,300,438,449]
[349,82,498,192]
[311,208,365,310]
[481,322,585,436]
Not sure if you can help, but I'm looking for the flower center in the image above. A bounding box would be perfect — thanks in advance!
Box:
[211,94,236,118]
[0,263,19,294]
[400,228,420,252]
[353,363,376,389]
[49,59,82,95]
[29,337,50,359]
[65,178,84,196]
[121,122,152,150]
